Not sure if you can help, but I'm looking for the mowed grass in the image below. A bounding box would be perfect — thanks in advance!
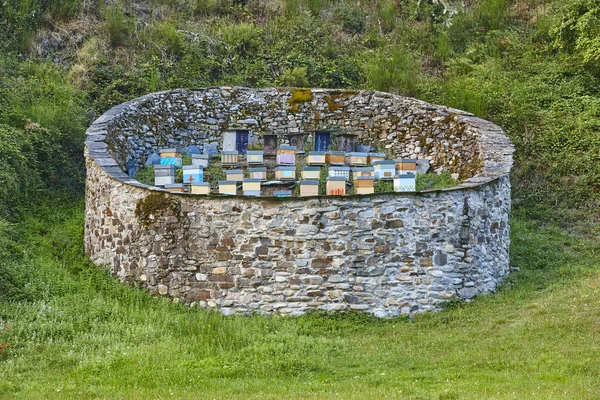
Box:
[1,203,599,399]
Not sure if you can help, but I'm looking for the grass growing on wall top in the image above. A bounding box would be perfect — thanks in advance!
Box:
[1,206,600,398]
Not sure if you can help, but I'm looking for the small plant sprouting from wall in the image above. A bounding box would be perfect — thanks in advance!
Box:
[416,171,459,191]
[135,166,155,186]
[374,179,393,193]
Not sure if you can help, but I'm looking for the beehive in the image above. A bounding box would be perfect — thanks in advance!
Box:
[248,167,267,181]
[191,154,209,168]
[246,150,264,165]
[373,160,396,180]
[221,151,239,166]
[275,166,296,181]
[159,148,182,167]
[273,190,292,197]
[242,179,261,197]
[302,166,321,180]
[218,181,237,195]
[191,182,211,195]
[300,180,319,197]
[355,176,374,195]
[396,159,417,174]
[328,166,350,180]
[276,145,296,165]
[154,164,174,187]
[182,166,203,185]
[306,151,326,166]
[164,183,185,193]
[345,152,368,166]
[225,169,244,182]
[368,152,386,164]
[326,177,346,196]
[394,173,416,192]
[326,151,345,165]
[352,166,374,179]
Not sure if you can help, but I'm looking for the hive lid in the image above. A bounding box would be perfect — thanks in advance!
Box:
[327,151,345,155]
[373,160,396,165]
[276,166,296,171]
[222,151,239,155]
[243,178,262,183]
[327,176,347,181]
[192,154,209,159]
[273,190,292,195]
[346,152,369,156]
[308,151,326,155]
[164,183,184,188]
[226,169,244,174]
[191,182,210,186]
[300,180,319,185]
[183,165,203,170]
[246,150,264,155]
[395,173,416,178]
[355,176,375,181]
[248,167,267,172]
[160,148,180,153]
[154,164,174,170]
[218,180,236,185]
[278,144,296,151]
[329,166,350,171]
[396,159,418,163]
[352,166,374,171]
[369,152,386,157]
[303,166,321,171]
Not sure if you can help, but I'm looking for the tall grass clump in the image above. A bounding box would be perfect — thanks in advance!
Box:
[102,6,134,48]
[476,0,510,30]
[363,46,421,96]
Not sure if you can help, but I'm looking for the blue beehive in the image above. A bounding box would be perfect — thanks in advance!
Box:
[183,166,203,184]
[273,190,292,198]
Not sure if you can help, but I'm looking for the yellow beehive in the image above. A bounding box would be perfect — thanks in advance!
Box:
[225,169,244,182]
[218,181,237,195]
[302,166,321,180]
[191,182,211,195]
[242,179,261,196]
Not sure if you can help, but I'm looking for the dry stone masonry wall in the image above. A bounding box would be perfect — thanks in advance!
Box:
[85,87,514,317]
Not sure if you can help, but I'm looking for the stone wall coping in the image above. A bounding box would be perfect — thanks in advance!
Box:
[84,87,514,199]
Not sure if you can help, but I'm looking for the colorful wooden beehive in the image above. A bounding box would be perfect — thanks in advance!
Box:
[275,166,296,181]
[306,151,326,166]
[274,190,292,197]
[373,160,396,180]
[300,180,319,197]
[242,178,261,197]
[313,130,333,152]
[326,177,346,196]
[218,181,237,195]
[191,182,211,195]
[277,145,296,165]
[328,166,350,180]
[248,167,267,181]
[302,166,321,180]
[222,130,237,152]
[154,164,174,187]
[221,151,238,167]
[191,154,209,168]
[326,151,345,165]
[345,152,369,166]
[396,159,418,175]
[246,150,264,165]
[160,148,182,167]
[225,169,244,182]
[355,176,375,195]
[394,173,416,192]
[164,183,185,193]
[368,152,386,164]
[352,166,374,179]
[182,165,203,185]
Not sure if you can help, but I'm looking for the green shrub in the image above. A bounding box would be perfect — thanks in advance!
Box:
[363,46,421,96]
[334,4,366,35]
[102,6,134,48]
[278,66,308,87]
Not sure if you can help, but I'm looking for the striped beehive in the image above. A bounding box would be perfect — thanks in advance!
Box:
[160,148,182,167]
[154,164,174,187]
[221,151,238,167]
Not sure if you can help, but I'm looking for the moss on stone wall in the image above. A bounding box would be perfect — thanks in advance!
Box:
[287,88,313,112]
[135,192,181,226]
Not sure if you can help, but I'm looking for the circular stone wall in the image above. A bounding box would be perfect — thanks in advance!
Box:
[84,87,513,317]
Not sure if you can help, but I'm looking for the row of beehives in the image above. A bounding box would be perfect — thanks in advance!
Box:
[153,147,417,197]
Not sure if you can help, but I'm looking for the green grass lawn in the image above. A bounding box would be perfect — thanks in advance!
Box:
[1,203,599,399]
